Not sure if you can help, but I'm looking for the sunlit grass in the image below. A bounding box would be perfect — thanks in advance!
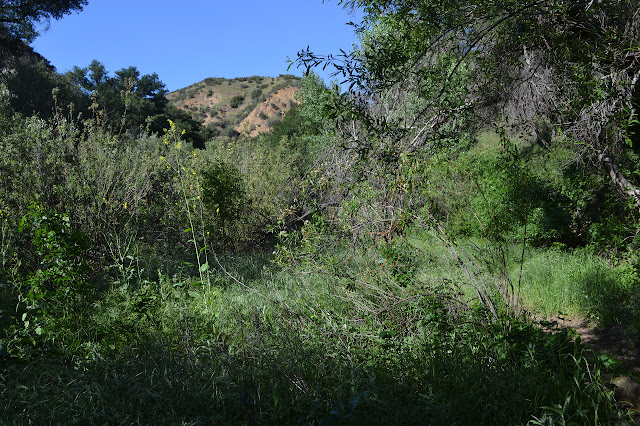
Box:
[512,248,628,323]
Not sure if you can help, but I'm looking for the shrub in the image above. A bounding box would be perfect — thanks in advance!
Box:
[251,88,262,100]
[224,128,240,138]
[202,161,247,222]
[229,95,244,108]
[10,202,93,353]
[201,160,248,245]
[266,116,281,127]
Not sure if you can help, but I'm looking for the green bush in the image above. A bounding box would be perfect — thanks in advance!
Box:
[229,95,244,109]
[223,127,240,138]
[251,88,262,100]
[6,202,93,355]
[202,161,246,224]
[201,160,248,246]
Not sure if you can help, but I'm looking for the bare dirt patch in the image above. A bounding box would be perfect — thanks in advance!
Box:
[542,314,640,422]
[544,314,639,372]
[235,86,300,137]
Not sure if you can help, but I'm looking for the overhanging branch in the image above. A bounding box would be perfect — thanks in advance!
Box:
[598,150,640,209]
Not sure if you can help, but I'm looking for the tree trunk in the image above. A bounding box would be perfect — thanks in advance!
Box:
[598,150,640,209]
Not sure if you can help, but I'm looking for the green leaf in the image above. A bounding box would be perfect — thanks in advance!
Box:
[199,262,209,272]
[188,291,199,298]
[184,228,193,233]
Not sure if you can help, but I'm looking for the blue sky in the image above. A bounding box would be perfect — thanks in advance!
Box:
[30,0,361,92]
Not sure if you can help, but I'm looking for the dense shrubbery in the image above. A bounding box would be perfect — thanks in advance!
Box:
[0,91,632,426]
[229,94,244,108]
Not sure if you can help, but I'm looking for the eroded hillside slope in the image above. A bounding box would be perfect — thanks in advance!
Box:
[167,75,301,137]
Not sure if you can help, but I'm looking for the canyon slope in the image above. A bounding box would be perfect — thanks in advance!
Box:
[167,75,301,138]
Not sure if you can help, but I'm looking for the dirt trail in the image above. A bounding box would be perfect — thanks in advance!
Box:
[544,315,640,422]
[544,314,639,373]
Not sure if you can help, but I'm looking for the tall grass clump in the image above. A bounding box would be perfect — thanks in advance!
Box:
[514,248,631,323]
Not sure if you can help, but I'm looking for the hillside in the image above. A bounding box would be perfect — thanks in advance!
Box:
[167,74,301,138]
[0,28,86,117]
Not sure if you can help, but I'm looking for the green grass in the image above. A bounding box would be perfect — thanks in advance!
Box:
[511,248,633,324]
[408,228,637,326]
[0,249,626,424]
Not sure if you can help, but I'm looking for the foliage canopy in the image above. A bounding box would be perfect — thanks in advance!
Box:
[297,0,640,207]
[66,60,209,147]
[0,0,87,42]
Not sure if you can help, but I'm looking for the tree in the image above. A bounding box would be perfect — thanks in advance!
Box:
[0,34,87,117]
[67,60,168,131]
[67,60,208,148]
[295,0,640,209]
[0,0,87,42]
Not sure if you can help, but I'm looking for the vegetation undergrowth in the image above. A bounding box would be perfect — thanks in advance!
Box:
[513,248,638,323]
[0,249,625,424]
[0,107,626,422]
